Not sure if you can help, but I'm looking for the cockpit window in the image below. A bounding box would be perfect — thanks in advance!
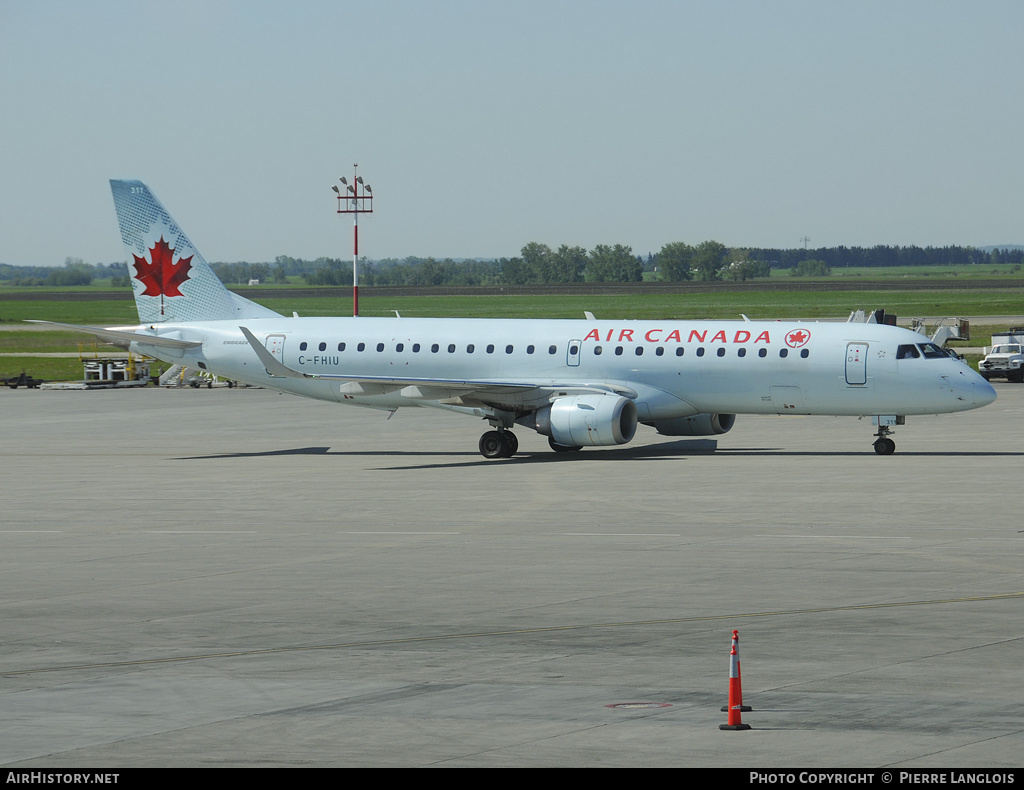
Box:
[918,342,948,358]
[899,342,951,359]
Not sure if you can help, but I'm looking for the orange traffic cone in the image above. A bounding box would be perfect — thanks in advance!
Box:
[719,630,751,730]
[721,629,752,712]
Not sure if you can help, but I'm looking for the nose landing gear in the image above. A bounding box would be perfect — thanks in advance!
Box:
[871,416,903,455]
[872,424,896,455]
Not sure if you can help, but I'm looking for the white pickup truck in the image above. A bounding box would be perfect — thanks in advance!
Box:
[979,328,1024,382]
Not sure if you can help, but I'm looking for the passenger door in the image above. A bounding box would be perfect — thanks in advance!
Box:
[845,342,868,385]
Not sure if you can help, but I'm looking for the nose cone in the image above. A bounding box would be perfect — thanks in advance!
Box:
[973,376,997,408]
[951,366,997,409]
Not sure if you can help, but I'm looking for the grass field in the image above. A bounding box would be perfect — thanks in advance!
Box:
[312,289,1024,321]
[0,330,99,354]
[0,357,93,384]
[4,286,1023,325]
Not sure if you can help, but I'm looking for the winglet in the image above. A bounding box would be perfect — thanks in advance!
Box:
[239,326,309,379]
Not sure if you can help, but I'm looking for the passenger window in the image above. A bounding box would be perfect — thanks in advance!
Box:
[318,342,326,351]
[758,348,767,357]
[737,348,746,357]
[357,342,365,352]
[594,346,603,355]
[486,344,495,354]
[656,347,665,356]
[337,342,346,352]
[300,342,308,351]
[412,343,420,353]
[448,344,456,353]
[505,345,514,354]
[696,347,705,357]
[897,344,920,359]
[800,349,809,358]
[377,343,385,352]
[635,346,644,356]
[396,343,404,352]
[717,348,726,357]
[527,345,535,354]
[780,348,788,358]
[431,343,439,353]
[467,344,475,353]
[548,345,557,355]
[615,346,624,356]
[675,348,684,357]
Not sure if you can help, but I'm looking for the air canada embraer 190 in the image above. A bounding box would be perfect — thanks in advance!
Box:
[34,181,996,457]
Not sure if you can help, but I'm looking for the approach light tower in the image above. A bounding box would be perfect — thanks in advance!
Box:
[332,164,373,316]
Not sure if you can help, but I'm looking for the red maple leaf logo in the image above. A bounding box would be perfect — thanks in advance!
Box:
[785,329,811,348]
[133,237,192,297]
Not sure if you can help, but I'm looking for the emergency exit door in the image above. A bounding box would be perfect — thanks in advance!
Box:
[566,339,581,367]
[263,334,286,376]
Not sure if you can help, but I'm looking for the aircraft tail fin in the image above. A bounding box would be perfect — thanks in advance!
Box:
[110,180,281,324]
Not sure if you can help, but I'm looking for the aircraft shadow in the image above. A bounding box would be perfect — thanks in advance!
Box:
[174,443,1024,471]
[386,447,1024,471]
[174,440,718,466]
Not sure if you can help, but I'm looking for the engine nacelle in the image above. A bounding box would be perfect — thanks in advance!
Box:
[648,413,736,436]
[531,394,638,447]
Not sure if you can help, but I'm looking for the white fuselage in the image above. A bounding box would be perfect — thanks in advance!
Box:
[130,316,996,420]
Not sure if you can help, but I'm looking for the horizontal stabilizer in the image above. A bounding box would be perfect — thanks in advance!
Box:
[25,320,203,350]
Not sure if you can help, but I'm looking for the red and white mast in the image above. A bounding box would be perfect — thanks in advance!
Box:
[333,164,373,317]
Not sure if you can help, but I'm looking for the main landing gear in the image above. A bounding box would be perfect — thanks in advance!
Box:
[479,429,518,459]
[478,430,585,458]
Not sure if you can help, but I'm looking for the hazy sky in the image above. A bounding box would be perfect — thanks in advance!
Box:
[2,0,1022,267]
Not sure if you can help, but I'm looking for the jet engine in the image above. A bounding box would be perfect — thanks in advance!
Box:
[648,413,736,436]
[529,394,638,447]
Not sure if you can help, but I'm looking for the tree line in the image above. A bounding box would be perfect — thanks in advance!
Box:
[233,243,1024,285]
[0,259,129,286]
[296,241,765,286]
[751,244,1024,269]
[2,245,1021,287]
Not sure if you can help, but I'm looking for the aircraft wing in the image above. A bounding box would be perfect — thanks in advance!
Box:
[239,326,636,407]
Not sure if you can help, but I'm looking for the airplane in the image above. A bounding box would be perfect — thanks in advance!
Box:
[33,180,997,458]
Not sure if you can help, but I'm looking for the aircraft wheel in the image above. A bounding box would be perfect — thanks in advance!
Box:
[873,437,896,455]
[548,436,582,453]
[479,431,507,459]
[501,431,518,457]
